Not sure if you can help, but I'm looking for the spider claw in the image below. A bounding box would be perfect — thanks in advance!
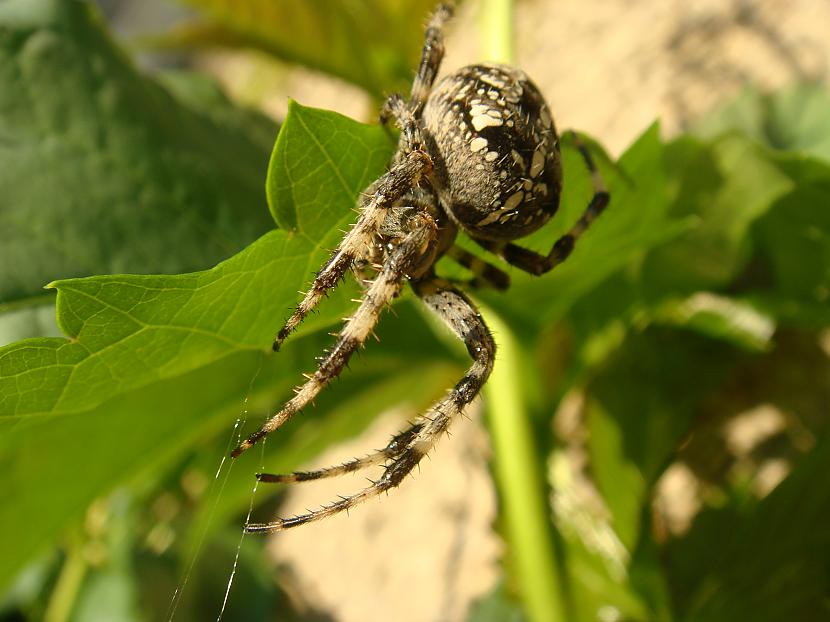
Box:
[256,472,284,483]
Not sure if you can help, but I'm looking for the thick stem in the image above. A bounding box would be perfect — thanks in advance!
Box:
[43,531,87,622]
[483,308,568,622]
[480,0,515,63]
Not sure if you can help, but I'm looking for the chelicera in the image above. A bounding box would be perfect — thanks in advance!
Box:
[232,3,610,531]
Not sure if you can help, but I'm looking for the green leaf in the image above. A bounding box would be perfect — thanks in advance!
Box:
[577,329,748,620]
[165,0,434,96]
[266,100,394,232]
[694,83,830,162]
[0,0,276,309]
[748,152,830,326]
[642,133,794,294]
[0,101,397,589]
[155,68,280,157]
[0,347,274,593]
[0,102,393,419]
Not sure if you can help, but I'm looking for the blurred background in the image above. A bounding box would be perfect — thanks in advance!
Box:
[1,0,829,621]
[97,0,830,155]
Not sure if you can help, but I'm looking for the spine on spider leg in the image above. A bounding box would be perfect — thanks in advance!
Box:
[254,423,425,485]
[272,249,356,352]
[272,150,434,353]
[246,421,429,531]
[233,233,431,458]
[232,331,363,458]
[238,135,435,458]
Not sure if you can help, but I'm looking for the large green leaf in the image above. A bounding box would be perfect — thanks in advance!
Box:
[0,102,398,590]
[0,0,275,310]
[0,347,277,593]
[748,152,830,327]
[164,0,433,97]
[0,103,392,420]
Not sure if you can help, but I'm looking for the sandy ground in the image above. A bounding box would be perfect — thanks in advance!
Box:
[267,407,500,622]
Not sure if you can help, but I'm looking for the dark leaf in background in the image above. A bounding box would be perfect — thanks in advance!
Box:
[669,433,830,622]
[0,0,275,314]
[693,83,830,161]
[642,133,793,295]
[160,0,434,97]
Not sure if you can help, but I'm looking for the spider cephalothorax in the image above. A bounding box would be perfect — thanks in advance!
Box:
[232,3,609,531]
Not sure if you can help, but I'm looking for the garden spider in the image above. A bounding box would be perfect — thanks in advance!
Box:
[232,3,609,531]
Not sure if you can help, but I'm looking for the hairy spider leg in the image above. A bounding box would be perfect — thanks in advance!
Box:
[445,245,511,290]
[245,281,494,532]
[410,3,453,108]
[379,3,451,164]
[380,94,427,157]
[474,131,611,275]
[255,423,424,483]
[233,211,439,458]
[271,149,434,352]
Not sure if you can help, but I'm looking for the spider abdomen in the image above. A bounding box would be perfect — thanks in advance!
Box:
[422,63,563,241]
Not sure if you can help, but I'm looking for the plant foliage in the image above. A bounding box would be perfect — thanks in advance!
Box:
[1,1,829,621]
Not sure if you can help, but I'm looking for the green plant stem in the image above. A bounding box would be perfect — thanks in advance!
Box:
[43,531,87,622]
[480,0,515,63]
[483,309,567,622]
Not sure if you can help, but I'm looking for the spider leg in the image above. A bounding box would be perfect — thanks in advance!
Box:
[245,280,495,531]
[474,131,610,275]
[410,3,453,107]
[272,149,433,351]
[255,422,423,483]
[445,245,510,290]
[233,212,439,458]
[380,93,425,157]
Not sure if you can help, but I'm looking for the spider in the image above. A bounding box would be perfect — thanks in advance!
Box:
[231,3,609,531]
